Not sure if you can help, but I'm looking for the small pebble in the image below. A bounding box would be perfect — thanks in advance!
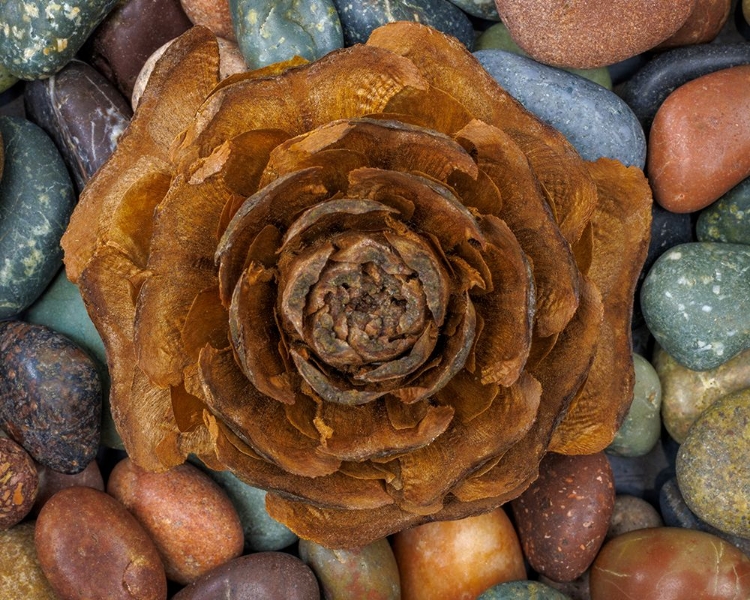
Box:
[180,0,235,41]
[478,580,572,599]
[31,460,104,517]
[697,177,750,245]
[658,0,732,48]
[0,522,57,599]
[607,439,675,505]
[605,495,663,541]
[0,438,38,530]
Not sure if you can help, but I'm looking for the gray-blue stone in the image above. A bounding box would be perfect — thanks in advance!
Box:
[332,0,475,49]
[230,0,344,70]
[477,580,572,599]
[0,116,76,320]
[641,242,750,371]
[697,177,750,245]
[446,0,500,20]
[607,439,675,506]
[475,50,646,168]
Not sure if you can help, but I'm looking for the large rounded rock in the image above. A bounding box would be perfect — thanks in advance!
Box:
[0,438,38,530]
[32,460,104,517]
[658,0,732,48]
[697,177,750,245]
[478,580,572,599]
[606,495,663,541]
[0,522,57,599]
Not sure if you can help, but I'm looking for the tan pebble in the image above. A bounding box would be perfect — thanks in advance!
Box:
[0,522,57,599]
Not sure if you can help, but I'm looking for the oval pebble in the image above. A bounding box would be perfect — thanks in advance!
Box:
[478,580,572,599]
[0,116,76,319]
[447,0,500,19]
[0,522,57,599]
[658,0,732,48]
[0,438,38,530]
[32,460,104,517]
[180,0,235,40]
[35,486,167,600]
[607,438,675,505]
[606,495,663,541]
[107,458,244,584]
[697,177,750,245]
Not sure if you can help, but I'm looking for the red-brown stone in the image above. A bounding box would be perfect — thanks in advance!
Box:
[180,0,235,41]
[31,460,104,516]
[0,438,38,530]
[659,0,732,48]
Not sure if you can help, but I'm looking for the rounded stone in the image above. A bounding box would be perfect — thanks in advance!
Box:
[641,242,750,371]
[648,65,750,213]
[607,438,675,505]
[180,0,235,40]
[299,537,400,599]
[478,580,572,599]
[510,452,615,583]
[447,0,499,19]
[0,116,76,319]
[0,438,38,530]
[0,65,18,95]
[605,495,663,541]
[538,573,590,600]
[31,460,104,517]
[35,487,167,600]
[658,0,732,48]
[0,321,101,474]
[107,458,244,584]
[590,528,750,600]
[0,522,58,599]
[697,177,750,245]
[676,389,750,538]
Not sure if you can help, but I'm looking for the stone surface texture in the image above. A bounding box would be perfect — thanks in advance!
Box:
[181,0,236,40]
[0,438,38,530]
[605,495,663,540]
[697,177,750,245]
[0,522,57,599]
[31,460,104,517]
[659,0,732,47]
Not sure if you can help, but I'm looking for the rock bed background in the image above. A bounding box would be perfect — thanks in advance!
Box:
[1,0,750,598]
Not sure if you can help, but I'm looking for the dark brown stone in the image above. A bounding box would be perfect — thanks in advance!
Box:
[31,459,104,516]
[0,438,38,530]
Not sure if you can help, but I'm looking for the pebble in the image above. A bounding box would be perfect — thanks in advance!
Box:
[475,50,645,167]
[180,0,236,41]
[87,0,194,98]
[0,116,76,319]
[35,486,167,599]
[232,0,344,69]
[448,0,500,19]
[648,65,750,213]
[658,0,732,48]
[493,0,694,68]
[332,0,474,49]
[0,438,38,530]
[510,452,614,583]
[590,528,750,600]
[298,537,400,599]
[618,43,750,131]
[607,439,676,505]
[0,65,18,94]
[607,354,662,457]
[0,0,119,79]
[107,458,244,584]
[605,495,663,541]
[0,321,101,474]
[697,177,750,245]
[31,460,104,517]
[478,580,572,599]
[654,344,750,443]
[538,573,590,600]
[676,389,750,538]
[745,0,750,24]
[172,552,320,600]
[641,242,750,371]
[392,508,526,600]
[24,59,132,193]
[0,522,57,599]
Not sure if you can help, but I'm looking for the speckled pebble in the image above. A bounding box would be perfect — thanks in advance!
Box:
[658,0,732,48]
[446,0,499,19]
[0,522,57,599]
[697,177,750,245]
[606,495,663,541]
[0,438,38,530]
[478,580,572,599]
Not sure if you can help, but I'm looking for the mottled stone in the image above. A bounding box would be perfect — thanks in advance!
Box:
[607,354,662,457]
[181,0,235,40]
[31,460,104,517]
[494,0,694,69]
[0,0,119,79]
[172,552,320,600]
[475,50,645,167]
[393,508,526,600]
[697,177,750,245]
[332,0,474,49]
[590,528,750,600]
[0,321,101,474]
[641,242,750,371]
[478,580,572,599]
[232,0,344,69]
[0,522,57,599]
[677,390,750,538]
[0,438,38,530]
[24,59,131,193]
[606,495,663,541]
[447,0,499,19]
[0,116,76,319]
[299,538,400,599]
[607,438,676,505]
[654,344,750,443]
[0,65,18,95]
[539,573,590,600]
[648,65,750,213]
[107,458,244,584]
[511,452,614,583]
[659,0,732,48]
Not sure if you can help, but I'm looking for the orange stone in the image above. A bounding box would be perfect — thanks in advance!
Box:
[648,65,750,213]
[659,0,731,48]
[392,508,526,600]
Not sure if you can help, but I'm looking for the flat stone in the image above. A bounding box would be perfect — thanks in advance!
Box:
[0,522,57,599]
[180,0,235,41]
[697,177,750,245]
[641,242,750,371]
[478,580,572,599]
[475,50,645,167]
[648,65,750,213]
[494,0,694,69]
[0,438,38,530]
[606,495,663,541]
[677,389,750,538]
[658,0,732,48]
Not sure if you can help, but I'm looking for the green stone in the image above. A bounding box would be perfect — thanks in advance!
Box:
[607,354,662,457]
[447,0,500,20]
[677,389,750,538]
[697,178,750,245]
[641,242,750,371]
[0,64,18,94]
[477,580,572,599]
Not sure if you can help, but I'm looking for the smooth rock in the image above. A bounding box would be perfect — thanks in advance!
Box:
[0,438,38,530]
[447,0,499,19]
[172,552,320,600]
[654,344,750,443]
[232,0,344,69]
[107,458,244,584]
[659,0,732,48]
[0,116,76,319]
[648,65,750,213]
[181,0,235,40]
[31,460,104,517]
[618,43,750,131]
[745,0,750,24]
[475,50,645,167]
[87,0,193,97]
[538,573,590,600]
[0,65,18,95]
[299,537,400,600]
[677,390,750,538]
[35,487,167,599]
[511,452,614,582]
[392,508,526,600]
[606,495,663,541]
[0,321,101,474]
[0,522,57,599]
[641,242,750,371]
[24,59,131,193]
[697,177,750,245]
[590,528,750,600]
[607,438,676,505]
[494,0,694,69]
[0,0,118,79]
[332,0,474,49]
[478,580,572,599]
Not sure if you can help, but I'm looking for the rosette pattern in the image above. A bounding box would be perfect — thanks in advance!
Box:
[62,23,652,548]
